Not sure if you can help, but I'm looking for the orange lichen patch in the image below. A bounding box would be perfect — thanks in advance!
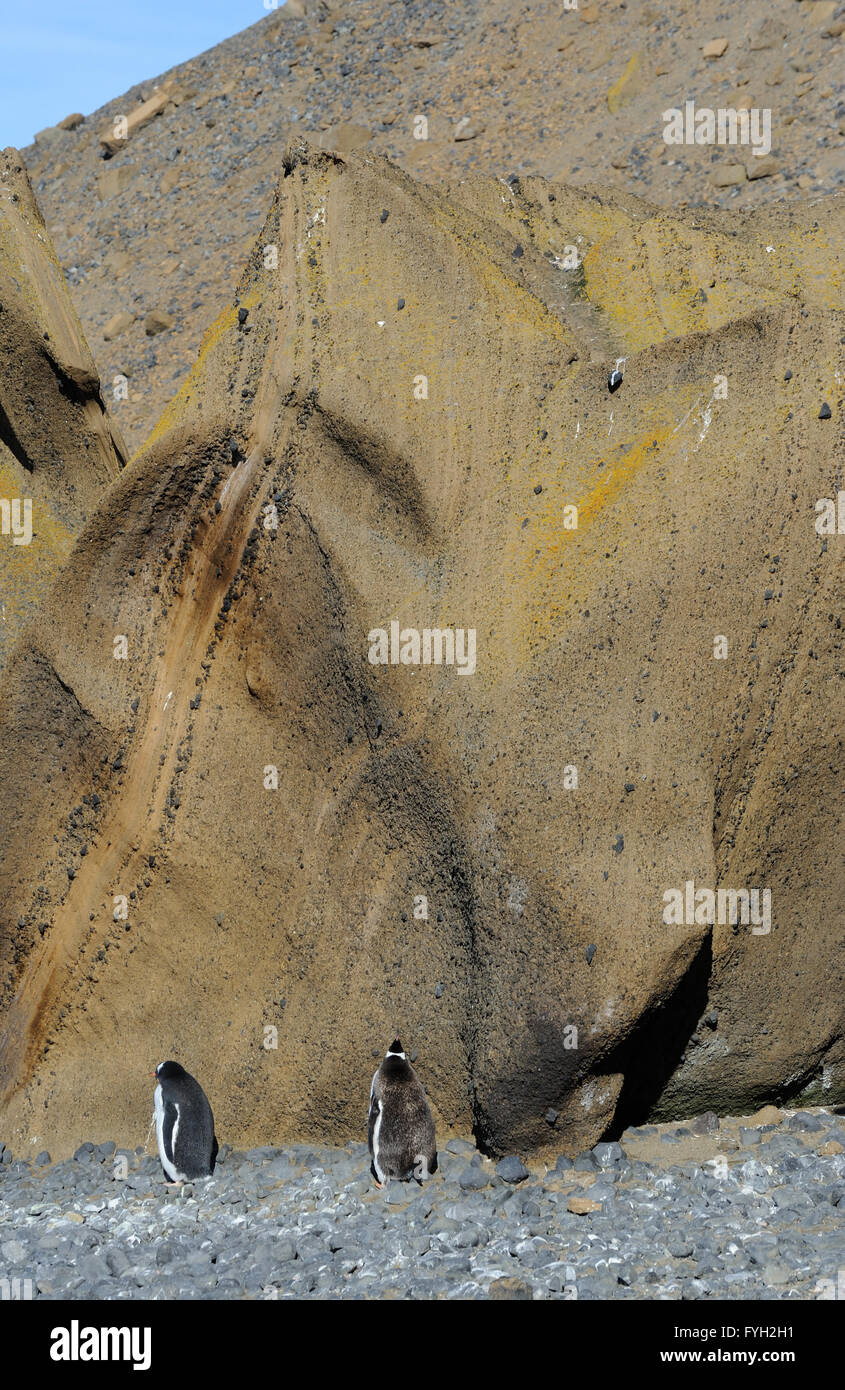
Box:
[139,293,259,455]
[582,230,664,351]
[139,369,200,454]
[197,297,253,366]
[779,223,845,309]
[494,408,681,674]
[573,423,674,533]
[423,200,578,348]
[582,204,845,349]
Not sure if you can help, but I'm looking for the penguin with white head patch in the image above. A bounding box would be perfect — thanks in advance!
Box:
[152,1060,218,1184]
[368,1037,437,1187]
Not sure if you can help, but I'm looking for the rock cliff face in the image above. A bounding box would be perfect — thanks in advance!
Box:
[0,150,126,670]
[21,0,845,455]
[0,143,841,1157]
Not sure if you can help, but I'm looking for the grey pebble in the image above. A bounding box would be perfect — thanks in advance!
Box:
[592,1141,625,1167]
[445,1138,476,1156]
[459,1165,490,1191]
[496,1156,530,1184]
[739,1128,762,1146]
[0,1105,840,1300]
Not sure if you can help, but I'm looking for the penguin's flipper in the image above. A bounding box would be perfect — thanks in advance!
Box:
[367,1087,379,1155]
[161,1097,179,1167]
[367,1077,385,1186]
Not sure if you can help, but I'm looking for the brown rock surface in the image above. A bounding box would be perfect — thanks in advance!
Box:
[0,149,126,671]
[0,144,841,1157]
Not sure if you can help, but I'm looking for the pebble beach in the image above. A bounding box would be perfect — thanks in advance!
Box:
[1,1106,842,1300]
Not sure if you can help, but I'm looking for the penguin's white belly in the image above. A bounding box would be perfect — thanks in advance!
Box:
[154,1085,186,1181]
[371,1101,385,1183]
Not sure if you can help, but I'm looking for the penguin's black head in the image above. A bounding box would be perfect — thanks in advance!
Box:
[154,1060,186,1083]
[386,1037,405,1058]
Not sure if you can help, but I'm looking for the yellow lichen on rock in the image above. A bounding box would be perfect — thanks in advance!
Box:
[607,52,645,114]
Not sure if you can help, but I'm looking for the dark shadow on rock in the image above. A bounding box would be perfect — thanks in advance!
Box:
[601,933,713,1140]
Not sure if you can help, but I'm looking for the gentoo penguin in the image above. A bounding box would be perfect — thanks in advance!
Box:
[368,1038,437,1186]
[152,1060,218,1183]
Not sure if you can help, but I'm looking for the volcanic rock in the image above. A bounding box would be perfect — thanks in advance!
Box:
[0,144,842,1158]
[0,148,126,670]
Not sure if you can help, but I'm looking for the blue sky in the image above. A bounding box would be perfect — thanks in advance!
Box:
[1,0,275,149]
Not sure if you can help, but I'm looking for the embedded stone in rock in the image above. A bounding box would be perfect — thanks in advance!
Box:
[97,165,135,200]
[104,311,135,340]
[787,1112,825,1133]
[318,123,372,155]
[445,1138,475,1155]
[99,87,173,155]
[750,19,787,51]
[746,156,779,181]
[711,164,746,187]
[454,117,484,141]
[144,309,175,336]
